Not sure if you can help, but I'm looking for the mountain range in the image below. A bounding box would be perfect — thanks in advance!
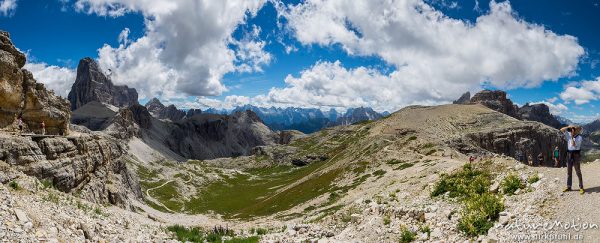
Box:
[204,105,389,133]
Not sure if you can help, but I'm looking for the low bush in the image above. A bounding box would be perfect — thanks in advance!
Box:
[430,164,490,198]
[501,174,524,195]
[399,226,416,243]
[458,193,504,237]
[527,173,540,184]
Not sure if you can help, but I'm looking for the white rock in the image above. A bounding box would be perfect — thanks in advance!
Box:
[13,208,29,223]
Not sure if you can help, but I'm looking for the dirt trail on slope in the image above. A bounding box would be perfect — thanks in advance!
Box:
[534,162,600,242]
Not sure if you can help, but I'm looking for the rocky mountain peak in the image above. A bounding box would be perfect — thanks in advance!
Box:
[517,103,562,129]
[452,91,471,104]
[144,97,165,115]
[68,57,138,110]
[469,90,519,118]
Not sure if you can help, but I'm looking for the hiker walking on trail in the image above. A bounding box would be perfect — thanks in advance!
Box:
[40,121,45,135]
[553,146,560,167]
[560,125,584,194]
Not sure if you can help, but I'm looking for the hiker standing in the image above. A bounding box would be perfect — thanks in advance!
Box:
[537,153,544,167]
[553,146,560,167]
[41,121,45,135]
[527,154,533,166]
[560,125,584,194]
[17,116,23,134]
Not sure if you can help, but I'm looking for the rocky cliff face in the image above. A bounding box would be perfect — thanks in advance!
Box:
[517,103,562,129]
[0,31,70,135]
[469,90,519,118]
[0,132,142,209]
[457,123,566,166]
[68,58,138,111]
[0,30,142,209]
[335,107,384,126]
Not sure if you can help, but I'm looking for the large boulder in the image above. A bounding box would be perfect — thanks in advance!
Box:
[68,57,138,110]
[0,31,70,135]
[470,90,519,118]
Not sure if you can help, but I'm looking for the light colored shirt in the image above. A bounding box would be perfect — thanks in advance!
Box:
[565,131,582,151]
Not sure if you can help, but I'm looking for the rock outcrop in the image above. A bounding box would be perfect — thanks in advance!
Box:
[517,103,562,129]
[452,91,471,104]
[68,58,138,111]
[459,123,566,166]
[0,132,142,208]
[0,31,70,135]
[0,30,141,209]
[128,104,152,129]
[335,107,384,126]
[469,90,519,118]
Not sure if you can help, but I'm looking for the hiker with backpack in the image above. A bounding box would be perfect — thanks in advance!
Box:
[560,125,584,194]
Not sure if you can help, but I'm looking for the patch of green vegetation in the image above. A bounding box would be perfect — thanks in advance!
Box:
[407,136,417,141]
[430,164,491,198]
[399,226,416,243]
[137,165,161,181]
[527,173,540,184]
[421,143,435,149]
[40,179,54,189]
[386,159,406,165]
[167,225,237,243]
[430,163,504,237]
[225,236,259,243]
[44,191,60,204]
[174,173,191,181]
[419,224,431,238]
[501,174,524,195]
[148,181,183,211]
[8,180,19,190]
[185,160,341,219]
[383,215,391,225]
[457,193,504,237]
[372,169,387,177]
[250,228,268,235]
[424,149,436,156]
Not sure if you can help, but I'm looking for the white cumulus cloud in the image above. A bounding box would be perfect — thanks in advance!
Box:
[0,0,17,16]
[24,62,76,98]
[266,0,584,110]
[75,0,269,100]
[560,77,600,105]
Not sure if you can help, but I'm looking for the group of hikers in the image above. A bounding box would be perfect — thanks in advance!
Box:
[16,115,45,135]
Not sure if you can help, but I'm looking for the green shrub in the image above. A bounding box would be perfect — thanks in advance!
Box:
[225,236,260,243]
[253,228,268,235]
[501,174,524,195]
[430,164,490,198]
[419,224,431,237]
[8,180,19,190]
[458,193,504,237]
[383,215,391,225]
[399,226,416,243]
[527,173,540,184]
[407,136,417,141]
[167,225,204,242]
[40,179,54,189]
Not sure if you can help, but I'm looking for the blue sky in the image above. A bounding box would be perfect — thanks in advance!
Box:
[1,0,600,122]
